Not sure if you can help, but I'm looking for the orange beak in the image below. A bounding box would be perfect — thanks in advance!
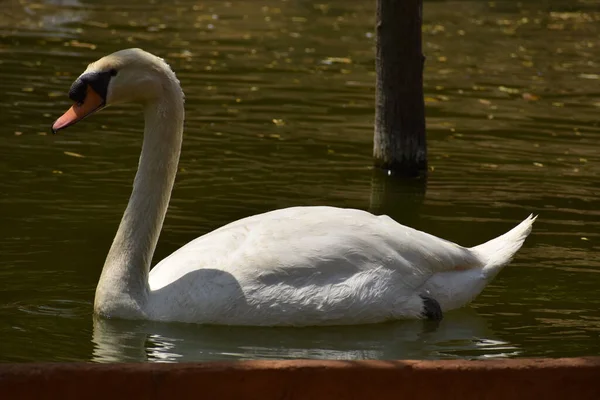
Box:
[52,86,105,133]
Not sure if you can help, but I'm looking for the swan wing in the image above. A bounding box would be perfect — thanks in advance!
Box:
[149,206,479,291]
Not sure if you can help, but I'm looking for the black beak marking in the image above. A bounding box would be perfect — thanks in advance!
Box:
[68,78,87,104]
[68,71,112,105]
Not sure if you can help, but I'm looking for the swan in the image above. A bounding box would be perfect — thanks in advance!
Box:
[51,48,536,326]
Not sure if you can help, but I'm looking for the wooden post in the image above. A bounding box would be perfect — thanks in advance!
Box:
[374,0,427,177]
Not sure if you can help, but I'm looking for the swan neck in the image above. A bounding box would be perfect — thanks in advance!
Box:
[95,84,184,317]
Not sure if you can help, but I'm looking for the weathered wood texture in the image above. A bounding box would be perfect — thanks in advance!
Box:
[374,0,427,176]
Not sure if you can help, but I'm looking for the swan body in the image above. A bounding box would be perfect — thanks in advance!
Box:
[52,49,535,326]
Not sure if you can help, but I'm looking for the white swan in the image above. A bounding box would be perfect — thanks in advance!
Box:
[52,49,535,326]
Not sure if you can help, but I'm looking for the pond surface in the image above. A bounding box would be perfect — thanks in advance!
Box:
[1,0,599,362]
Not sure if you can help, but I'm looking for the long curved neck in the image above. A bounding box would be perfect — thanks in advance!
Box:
[95,80,184,318]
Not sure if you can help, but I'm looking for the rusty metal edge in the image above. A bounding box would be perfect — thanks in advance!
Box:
[1,357,600,400]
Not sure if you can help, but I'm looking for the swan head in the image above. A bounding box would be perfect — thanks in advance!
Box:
[52,48,177,133]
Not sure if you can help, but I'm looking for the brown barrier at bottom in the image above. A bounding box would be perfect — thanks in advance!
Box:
[1,358,600,400]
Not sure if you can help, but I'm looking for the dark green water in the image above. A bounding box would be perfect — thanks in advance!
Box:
[1,0,599,362]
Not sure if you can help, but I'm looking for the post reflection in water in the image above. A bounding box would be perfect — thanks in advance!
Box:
[369,170,427,224]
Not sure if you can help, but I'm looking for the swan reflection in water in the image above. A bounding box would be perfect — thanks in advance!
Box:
[92,309,520,363]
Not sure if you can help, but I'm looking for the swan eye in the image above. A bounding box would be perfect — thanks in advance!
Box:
[109,69,118,76]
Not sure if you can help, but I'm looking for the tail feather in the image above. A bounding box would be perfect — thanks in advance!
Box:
[421,215,536,312]
[471,214,537,278]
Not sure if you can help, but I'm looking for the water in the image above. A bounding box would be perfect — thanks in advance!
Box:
[1,0,599,362]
